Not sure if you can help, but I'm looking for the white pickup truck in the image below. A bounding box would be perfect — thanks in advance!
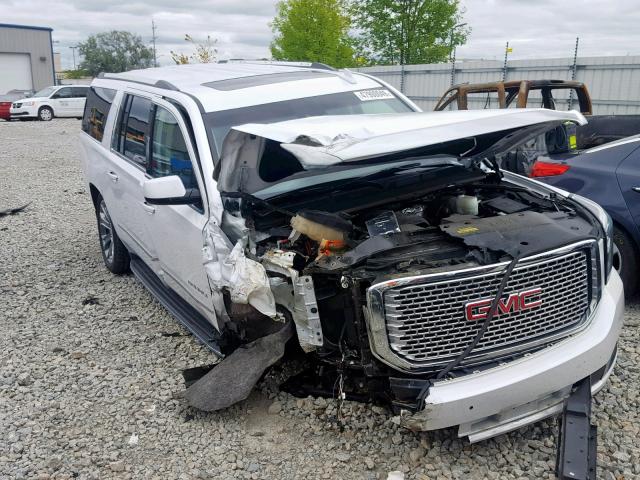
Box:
[79,62,623,445]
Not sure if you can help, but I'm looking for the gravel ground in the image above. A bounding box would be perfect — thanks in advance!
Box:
[0,119,638,480]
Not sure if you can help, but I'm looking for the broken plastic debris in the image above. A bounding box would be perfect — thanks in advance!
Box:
[0,203,30,218]
[185,321,293,411]
[387,472,405,480]
[128,433,139,446]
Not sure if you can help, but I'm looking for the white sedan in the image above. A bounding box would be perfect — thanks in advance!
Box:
[10,85,88,121]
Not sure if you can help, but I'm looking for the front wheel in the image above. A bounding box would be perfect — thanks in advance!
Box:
[96,196,130,274]
[612,226,637,297]
[38,106,53,121]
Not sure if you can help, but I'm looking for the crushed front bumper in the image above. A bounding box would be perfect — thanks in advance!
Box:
[400,270,624,442]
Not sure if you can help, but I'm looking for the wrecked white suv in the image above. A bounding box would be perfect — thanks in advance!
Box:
[80,62,623,443]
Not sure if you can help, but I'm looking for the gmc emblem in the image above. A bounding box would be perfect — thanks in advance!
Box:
[464,288,543,321]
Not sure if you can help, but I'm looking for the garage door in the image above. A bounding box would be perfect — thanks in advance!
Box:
[0,53,33,94]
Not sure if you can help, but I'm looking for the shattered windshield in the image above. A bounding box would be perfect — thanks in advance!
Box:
[203,89,413,155]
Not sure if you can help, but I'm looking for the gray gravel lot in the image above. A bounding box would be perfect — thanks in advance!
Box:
[0,119,639,480]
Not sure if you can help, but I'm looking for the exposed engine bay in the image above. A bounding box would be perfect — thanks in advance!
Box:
[187,110,603,423]
[197,167,600,414]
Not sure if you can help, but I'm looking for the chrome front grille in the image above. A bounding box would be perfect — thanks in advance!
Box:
[365,241,598,371]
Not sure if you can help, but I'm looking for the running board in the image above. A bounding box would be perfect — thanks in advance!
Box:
[129,257,224,358]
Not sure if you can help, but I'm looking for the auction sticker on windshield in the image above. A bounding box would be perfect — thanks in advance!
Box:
[354,89,395,101]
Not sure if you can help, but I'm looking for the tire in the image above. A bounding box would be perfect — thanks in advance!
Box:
[612,226,638,297]
[95,195,130,274]
[38,106,53,121]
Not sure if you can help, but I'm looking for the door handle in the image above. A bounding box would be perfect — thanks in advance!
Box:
[632,187,640,193]
[141,202,156,215]
[106,171,119,182]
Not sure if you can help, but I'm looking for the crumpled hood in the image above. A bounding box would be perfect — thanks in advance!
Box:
[217,109,587,192]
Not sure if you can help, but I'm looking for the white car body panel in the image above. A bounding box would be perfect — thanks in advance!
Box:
[224,109,587,168]
[404,270,623,442]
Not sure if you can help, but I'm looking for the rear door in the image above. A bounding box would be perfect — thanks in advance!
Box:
[142,99,216,323]
[108,93,159,265]
[70,87,88,117]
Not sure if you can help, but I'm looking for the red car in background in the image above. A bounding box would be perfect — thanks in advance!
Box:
[0,90,34,120]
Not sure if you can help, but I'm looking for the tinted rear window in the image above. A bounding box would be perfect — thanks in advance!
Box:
[81,87,116,142]
[72,86,88,98]
[114,95,152,166]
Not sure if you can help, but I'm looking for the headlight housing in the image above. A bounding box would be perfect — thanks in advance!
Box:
[569,194,614,282]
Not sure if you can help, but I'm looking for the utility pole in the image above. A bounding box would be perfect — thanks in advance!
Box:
[502,41,511,82]
[399,0,407,93]
[449,23,467,87]
[151,19,158,67]
[69,45,78,70]
[568,37,580,110]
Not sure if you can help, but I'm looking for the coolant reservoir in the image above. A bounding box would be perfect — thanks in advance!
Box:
[456,195,479,216]
[290,210,350,242]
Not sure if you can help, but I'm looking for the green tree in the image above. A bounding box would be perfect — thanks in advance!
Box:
[351,0,469,65]
[271,0,355,68]
[63,69,90,79]
[79,31,154,76]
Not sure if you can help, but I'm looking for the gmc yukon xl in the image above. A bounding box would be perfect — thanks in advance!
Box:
[80,62,623,443]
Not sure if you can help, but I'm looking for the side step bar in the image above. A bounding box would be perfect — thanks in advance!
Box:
[556,377,597,480]
[130,257,224,358]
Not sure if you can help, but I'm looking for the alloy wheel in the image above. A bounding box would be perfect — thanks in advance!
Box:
[39,108,52,121]
[98,200,114,264]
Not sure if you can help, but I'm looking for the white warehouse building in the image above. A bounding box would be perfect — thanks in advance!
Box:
[0,23,55,95]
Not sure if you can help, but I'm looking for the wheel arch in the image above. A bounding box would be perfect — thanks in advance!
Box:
[611,218,640,257]
[38,104,54,116]
[89,183,101,209]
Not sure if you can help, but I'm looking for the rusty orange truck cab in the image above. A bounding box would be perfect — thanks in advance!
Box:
[435,80,593,115]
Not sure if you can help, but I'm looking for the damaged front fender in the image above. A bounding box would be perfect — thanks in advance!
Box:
[203,220,277,319]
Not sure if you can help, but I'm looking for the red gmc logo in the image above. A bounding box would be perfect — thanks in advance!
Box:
[464,288,543,321]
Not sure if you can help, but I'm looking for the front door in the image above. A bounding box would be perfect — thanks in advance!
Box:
[141,100,217,324]
[50,86,73,116]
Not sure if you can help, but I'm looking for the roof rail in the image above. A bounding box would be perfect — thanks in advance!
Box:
[217,60,358,84]
[97,72,180,92]
[154,80,179,91]
[218,59,337,71]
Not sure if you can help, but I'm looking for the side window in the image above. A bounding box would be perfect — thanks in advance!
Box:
[52,87,72,99]
[149,106,198,189]
[72,87,88,98]
[81,87,116,141]
[112,94,152,167]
